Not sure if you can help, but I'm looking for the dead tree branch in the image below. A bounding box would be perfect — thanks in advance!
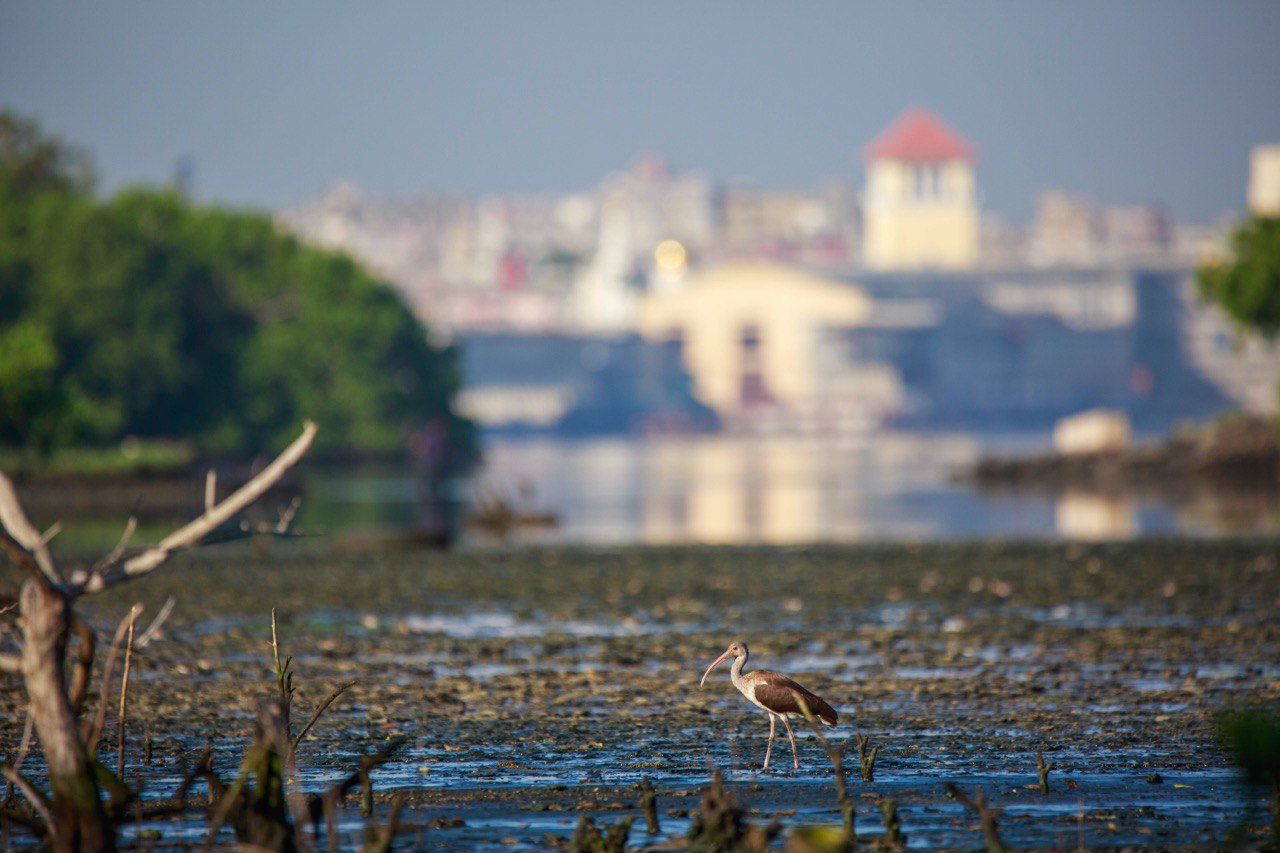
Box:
[85,604,144,754]
[67,614,95,715]
[11,712,35,773]
[116,617,138,775]
[945,782,1006,853]
[0,421,318,851]
[275,496,302,534]
[0,474,63,589]
[135,597,175,649]
[293,680,357,752]
[78,420,317,594]
[1,767,57,847]
[1036,747,1053,794]
[91,517,137,576]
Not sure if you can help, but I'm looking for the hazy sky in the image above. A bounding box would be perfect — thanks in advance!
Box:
[3,2,1279,223]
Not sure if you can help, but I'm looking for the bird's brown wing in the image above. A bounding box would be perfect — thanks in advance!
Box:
[751,672,838,726]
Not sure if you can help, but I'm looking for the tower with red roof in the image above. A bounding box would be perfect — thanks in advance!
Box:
[861,107,980,270]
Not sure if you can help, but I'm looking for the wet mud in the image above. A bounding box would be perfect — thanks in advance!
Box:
[3,539,1279,848]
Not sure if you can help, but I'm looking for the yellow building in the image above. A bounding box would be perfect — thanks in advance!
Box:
[1248,144,1280,216]
[637,263,874,426]
[861,107,980,270]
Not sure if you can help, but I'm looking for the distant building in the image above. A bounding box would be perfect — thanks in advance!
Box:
[861,108,980,270]
[637,263,883,432]
[1248,144,1280,216]
[276,126,1278,437]
[456,332,716,435]
[1104,204,1172,258]
[1029,190,1104,266]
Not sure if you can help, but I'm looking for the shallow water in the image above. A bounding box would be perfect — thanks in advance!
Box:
[306,432,1280,545]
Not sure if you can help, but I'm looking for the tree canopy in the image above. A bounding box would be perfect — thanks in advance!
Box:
[0,111,474,464]
[1196,214,1280,338]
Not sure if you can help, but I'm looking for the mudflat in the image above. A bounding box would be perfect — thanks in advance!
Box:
[4,539,1278,848]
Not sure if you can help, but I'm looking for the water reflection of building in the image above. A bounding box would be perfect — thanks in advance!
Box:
[642,439,829,543]
[1055,490,1137,540]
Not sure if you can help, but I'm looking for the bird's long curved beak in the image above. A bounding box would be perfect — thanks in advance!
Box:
[700,649,733,687]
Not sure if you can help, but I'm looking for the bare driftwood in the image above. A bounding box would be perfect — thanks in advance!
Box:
[635,776,660,835]
[0,422,317,852]
[855,732,879,783]
[945,782,1006,853]
[1036,747,1054,794]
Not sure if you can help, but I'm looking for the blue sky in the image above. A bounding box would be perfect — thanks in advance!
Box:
[3,1,1278,222]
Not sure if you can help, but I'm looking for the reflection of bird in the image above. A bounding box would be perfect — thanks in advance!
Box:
[700,640,838,770]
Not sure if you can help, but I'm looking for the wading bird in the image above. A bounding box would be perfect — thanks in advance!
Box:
[699,640,838,770]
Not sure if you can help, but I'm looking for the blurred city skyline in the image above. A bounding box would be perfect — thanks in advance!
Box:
[3,2,1279,223]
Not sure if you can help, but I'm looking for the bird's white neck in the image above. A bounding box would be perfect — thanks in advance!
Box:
[729,652,749,693]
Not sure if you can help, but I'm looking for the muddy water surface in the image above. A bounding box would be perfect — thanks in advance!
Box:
[4,540,1279,849]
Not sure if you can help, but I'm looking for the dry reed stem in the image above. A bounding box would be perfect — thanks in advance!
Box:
[116,617,137,775]
[85,602,144,753]
[293,680,357,752]
[0,767,56,847]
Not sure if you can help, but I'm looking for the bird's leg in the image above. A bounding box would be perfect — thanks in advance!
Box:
[781,715,800,770]
[763,715,776,770]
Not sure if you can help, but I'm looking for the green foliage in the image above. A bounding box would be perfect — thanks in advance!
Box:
[1196,215,1280,337]
[1219,708,1280,788]
[0,110,475,463]
[0,110,95,198]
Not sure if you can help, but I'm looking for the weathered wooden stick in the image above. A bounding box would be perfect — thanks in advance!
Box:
[0,767,56,847]
[0,423,318,850]
[83,420,317,593]
[67,615,95,715]
[276,496,302,534]
[878,798,907,847]
[84,596,143,753]
[636,776,660,834]
[91,516,137,575]
[38,523,61,547]
[361,793,406,853]
[270,609,294,736]
[945,782,1006,853]
[202,749,255,847]
[5,713,34,806]
[135,596,175,649]
[1036,747,1053,794]
[116,617,137,775]
[292,680,357,752]
[85,603,144,753]
[0,802,48,837]
[0,473,62,588]
[856,732,879,783]
[11,713,34,772]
